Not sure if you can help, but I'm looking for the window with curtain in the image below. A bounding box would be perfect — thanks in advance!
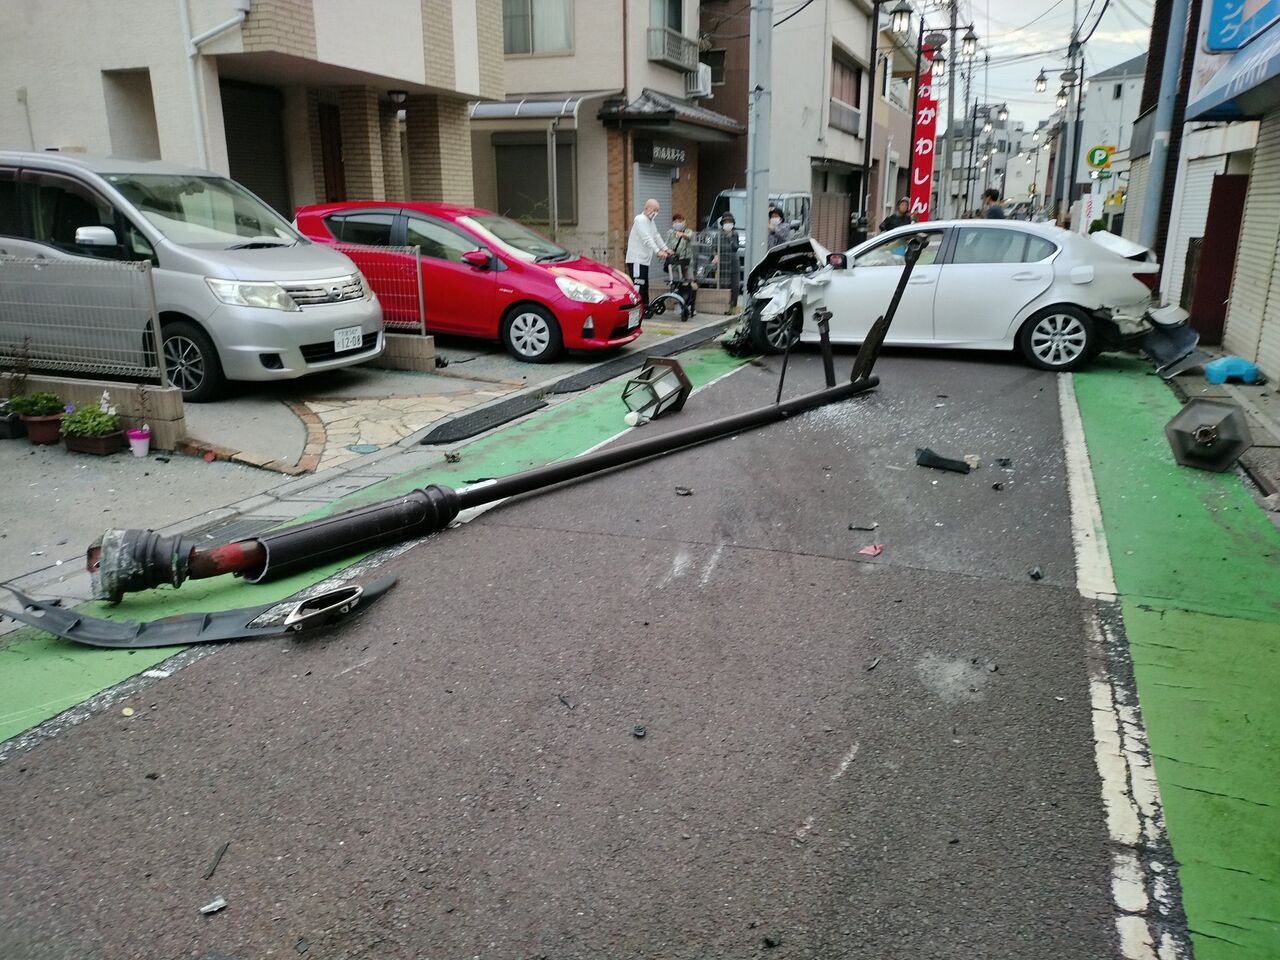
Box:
[651,0,682,30]
[493,137,577,224]
[503,0,573,55]
[830,54,862,135]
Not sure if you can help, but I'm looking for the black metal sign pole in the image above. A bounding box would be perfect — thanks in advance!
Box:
[89,238,929,603]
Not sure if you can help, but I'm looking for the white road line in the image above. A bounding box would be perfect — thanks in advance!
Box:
[1058,373,1189,960]
[699,542,726,586]
[1057,373,1117,601]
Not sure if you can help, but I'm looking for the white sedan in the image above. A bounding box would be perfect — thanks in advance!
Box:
[745,220,1159,371]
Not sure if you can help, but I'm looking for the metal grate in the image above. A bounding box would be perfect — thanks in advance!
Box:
[280,274,364,305]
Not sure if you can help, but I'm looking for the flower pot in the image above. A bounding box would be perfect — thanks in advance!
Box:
[21,414,63,445]
[0,412,26,440]
[126,428,151,458]
[64,431,125,456]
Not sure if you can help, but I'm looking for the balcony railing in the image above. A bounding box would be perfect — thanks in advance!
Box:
[647,26,699,72]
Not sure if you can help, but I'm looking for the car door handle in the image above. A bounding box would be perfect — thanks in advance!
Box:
[1011,271,1040,281]
[908,276,934,284]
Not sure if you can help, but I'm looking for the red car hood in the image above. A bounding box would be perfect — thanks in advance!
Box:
[548,258,637,300]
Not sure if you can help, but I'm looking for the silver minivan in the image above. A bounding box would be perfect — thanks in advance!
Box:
[0,152,383,401]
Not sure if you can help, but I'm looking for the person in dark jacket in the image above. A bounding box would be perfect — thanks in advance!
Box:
[982,188,1007,219]
[879,197,913,232]
[710,212,742,309]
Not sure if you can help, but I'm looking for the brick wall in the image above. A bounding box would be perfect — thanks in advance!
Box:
[307,90,327,200]
[671,140,699,230]
[380,105,406,200]
[241,0,317,58]
[422,0,457,91]
[338,87,386,200]
[607,128,630,268]
[475,0,505,101]
[406,95,473,205]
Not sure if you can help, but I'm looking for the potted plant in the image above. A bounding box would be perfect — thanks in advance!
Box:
[8,391,66,445]
[2,335,32,439]
[128,386,152,457]
[61,403,124,455]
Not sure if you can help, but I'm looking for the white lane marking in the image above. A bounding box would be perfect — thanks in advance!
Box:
[1060,373,1189,960]
[1058,373,1117,601]
[699,542,726,586]
[830,742,860,781]
[141,669,172,679]
[657,548,693,589]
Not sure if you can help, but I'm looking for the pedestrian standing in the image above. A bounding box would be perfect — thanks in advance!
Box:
[879,197,913,232]
[982,188,1007,219]
[665,213,697,315]
[710,212,742,310]
[625,198,669,308]
[766,206,793,249]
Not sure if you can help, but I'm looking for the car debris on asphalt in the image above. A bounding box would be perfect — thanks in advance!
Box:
[203,841,231,880]
[199,896,228,915]
[631,724,647,739]
[1028,566,1044,581]
[857,544,884,557]
[848,520,879,531]
[674,486,694,496]
[915,448,972,474]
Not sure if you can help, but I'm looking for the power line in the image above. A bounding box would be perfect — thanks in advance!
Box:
[774,0,818,27]
[1079,0,1113,43]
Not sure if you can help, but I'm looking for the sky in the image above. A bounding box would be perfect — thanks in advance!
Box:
[928,0,1157,136]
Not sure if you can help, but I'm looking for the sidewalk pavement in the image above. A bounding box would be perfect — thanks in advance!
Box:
[1073,355,1280,959]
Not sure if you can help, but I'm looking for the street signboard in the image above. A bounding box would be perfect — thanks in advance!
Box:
[908,50,940,221]
[1206,0,1280,52]
[1086,145,1115,169]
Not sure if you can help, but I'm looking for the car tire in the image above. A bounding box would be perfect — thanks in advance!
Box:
[1017,305,1095,372]
[748,300,801,354]
[162,320,225,403]
[502,304,564,363]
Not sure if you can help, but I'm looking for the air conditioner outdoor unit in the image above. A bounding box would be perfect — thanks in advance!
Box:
[686,63,713,99]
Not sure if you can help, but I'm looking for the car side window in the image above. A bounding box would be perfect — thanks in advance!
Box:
[854,230,943,267]
[952,227,1056,265]
[22,172,122,259]
[328,212,394,245]
[0,168,21,239]
[405,216,479,264]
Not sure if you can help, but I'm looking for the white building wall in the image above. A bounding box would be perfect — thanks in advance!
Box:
[1077,74,1143,185]
[313,0,427,83]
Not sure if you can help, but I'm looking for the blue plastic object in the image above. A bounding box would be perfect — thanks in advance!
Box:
[1204,355,1263,385]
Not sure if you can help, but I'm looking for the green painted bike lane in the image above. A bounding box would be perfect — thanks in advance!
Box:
[1074,356,1280,957]
[0,346,747,744]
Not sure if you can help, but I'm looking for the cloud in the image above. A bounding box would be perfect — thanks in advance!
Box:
[1089,27,1152,44]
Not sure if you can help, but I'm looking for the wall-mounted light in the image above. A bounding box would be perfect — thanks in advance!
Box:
[388,90,408,105]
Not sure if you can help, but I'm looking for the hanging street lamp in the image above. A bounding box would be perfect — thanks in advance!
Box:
[890,0,913,35]
[1035,69,1047,93]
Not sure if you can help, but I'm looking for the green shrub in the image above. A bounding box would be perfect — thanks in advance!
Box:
[60,404,122,438]
[8,391,64,417]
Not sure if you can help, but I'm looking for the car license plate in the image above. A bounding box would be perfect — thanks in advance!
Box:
[627,307,641,330]
[333,325,363,352]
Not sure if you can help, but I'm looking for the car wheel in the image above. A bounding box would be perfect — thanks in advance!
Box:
[748,301,801,354]
[502,305,564,363]
[163,320,225,403]
[1017,306,1095,372]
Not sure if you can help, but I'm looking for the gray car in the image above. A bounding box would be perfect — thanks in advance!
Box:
[0,151,383,401]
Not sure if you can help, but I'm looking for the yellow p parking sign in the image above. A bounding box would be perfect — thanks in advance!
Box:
[1087,145,1115,169]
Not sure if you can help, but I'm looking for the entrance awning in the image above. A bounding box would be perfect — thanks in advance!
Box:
[598,88,743,142]
[470,91,620,123]
[1187,22,1280,121]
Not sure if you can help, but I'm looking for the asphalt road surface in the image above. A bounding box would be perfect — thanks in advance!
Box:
[0,350,1119,960]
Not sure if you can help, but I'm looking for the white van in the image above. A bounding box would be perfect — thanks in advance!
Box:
[0,152,383,401]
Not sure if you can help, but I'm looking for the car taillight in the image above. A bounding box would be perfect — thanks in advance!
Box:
[1134,271,1158,291]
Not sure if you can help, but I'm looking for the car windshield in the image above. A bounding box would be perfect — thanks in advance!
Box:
[460,214,570,263]
[105,173,300,249]
[708,194,747,229]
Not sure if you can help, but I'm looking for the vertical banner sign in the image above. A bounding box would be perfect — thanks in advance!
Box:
[909,55,939,221]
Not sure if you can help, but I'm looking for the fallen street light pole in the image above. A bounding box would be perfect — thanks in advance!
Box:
[87,237,930,603]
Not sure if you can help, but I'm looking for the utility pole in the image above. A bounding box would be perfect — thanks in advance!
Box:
[1138,0,1190,249]
[944,0,958,216]
[745,0,773,276]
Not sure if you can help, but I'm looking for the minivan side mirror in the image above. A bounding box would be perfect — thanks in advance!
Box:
[462,249,491,269]
[75,225,118,247]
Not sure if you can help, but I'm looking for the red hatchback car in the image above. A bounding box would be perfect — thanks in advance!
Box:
[295,201,643,362]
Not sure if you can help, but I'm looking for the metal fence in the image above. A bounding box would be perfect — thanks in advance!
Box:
[332,243,425,335]
[557,229,742,292]
[0,258,167,386]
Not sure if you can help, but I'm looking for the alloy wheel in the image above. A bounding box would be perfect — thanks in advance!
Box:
[762,306,801,349]
[164,335,206,393]
[1029,312,1087,367]
[509,311,552,358]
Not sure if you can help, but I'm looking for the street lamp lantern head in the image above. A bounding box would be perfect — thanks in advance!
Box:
[1056,86,1068,108]
[1032,131,1040,141]
[961,26,978,57]
[997,105,1009,122]
[889,0,913,35]
[1042,142,1052,151]
[983,119,993,133]
[931,47,947,71]
[622,358,692,422]
[1035,69,1047,93]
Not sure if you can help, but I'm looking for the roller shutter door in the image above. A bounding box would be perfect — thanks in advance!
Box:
[1121,156,1148,243]
[220,81,291,216]
[633,163,673,223]
[1224,111,1280,370]
[1163,156,1226,306]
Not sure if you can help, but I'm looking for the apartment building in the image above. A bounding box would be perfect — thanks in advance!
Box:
[469,0,741,265]
[0,0,504,214]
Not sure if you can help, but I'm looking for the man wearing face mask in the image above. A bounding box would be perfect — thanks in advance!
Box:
[625,198,670,309]
[710,212,742,310]
[766,205,793,249]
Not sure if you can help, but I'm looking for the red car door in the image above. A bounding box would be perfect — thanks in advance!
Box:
[324,211,419,329]
[404,214,495,336]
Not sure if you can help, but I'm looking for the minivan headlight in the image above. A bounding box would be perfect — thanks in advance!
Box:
[555,276,607,303]
[205,278,300,312]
